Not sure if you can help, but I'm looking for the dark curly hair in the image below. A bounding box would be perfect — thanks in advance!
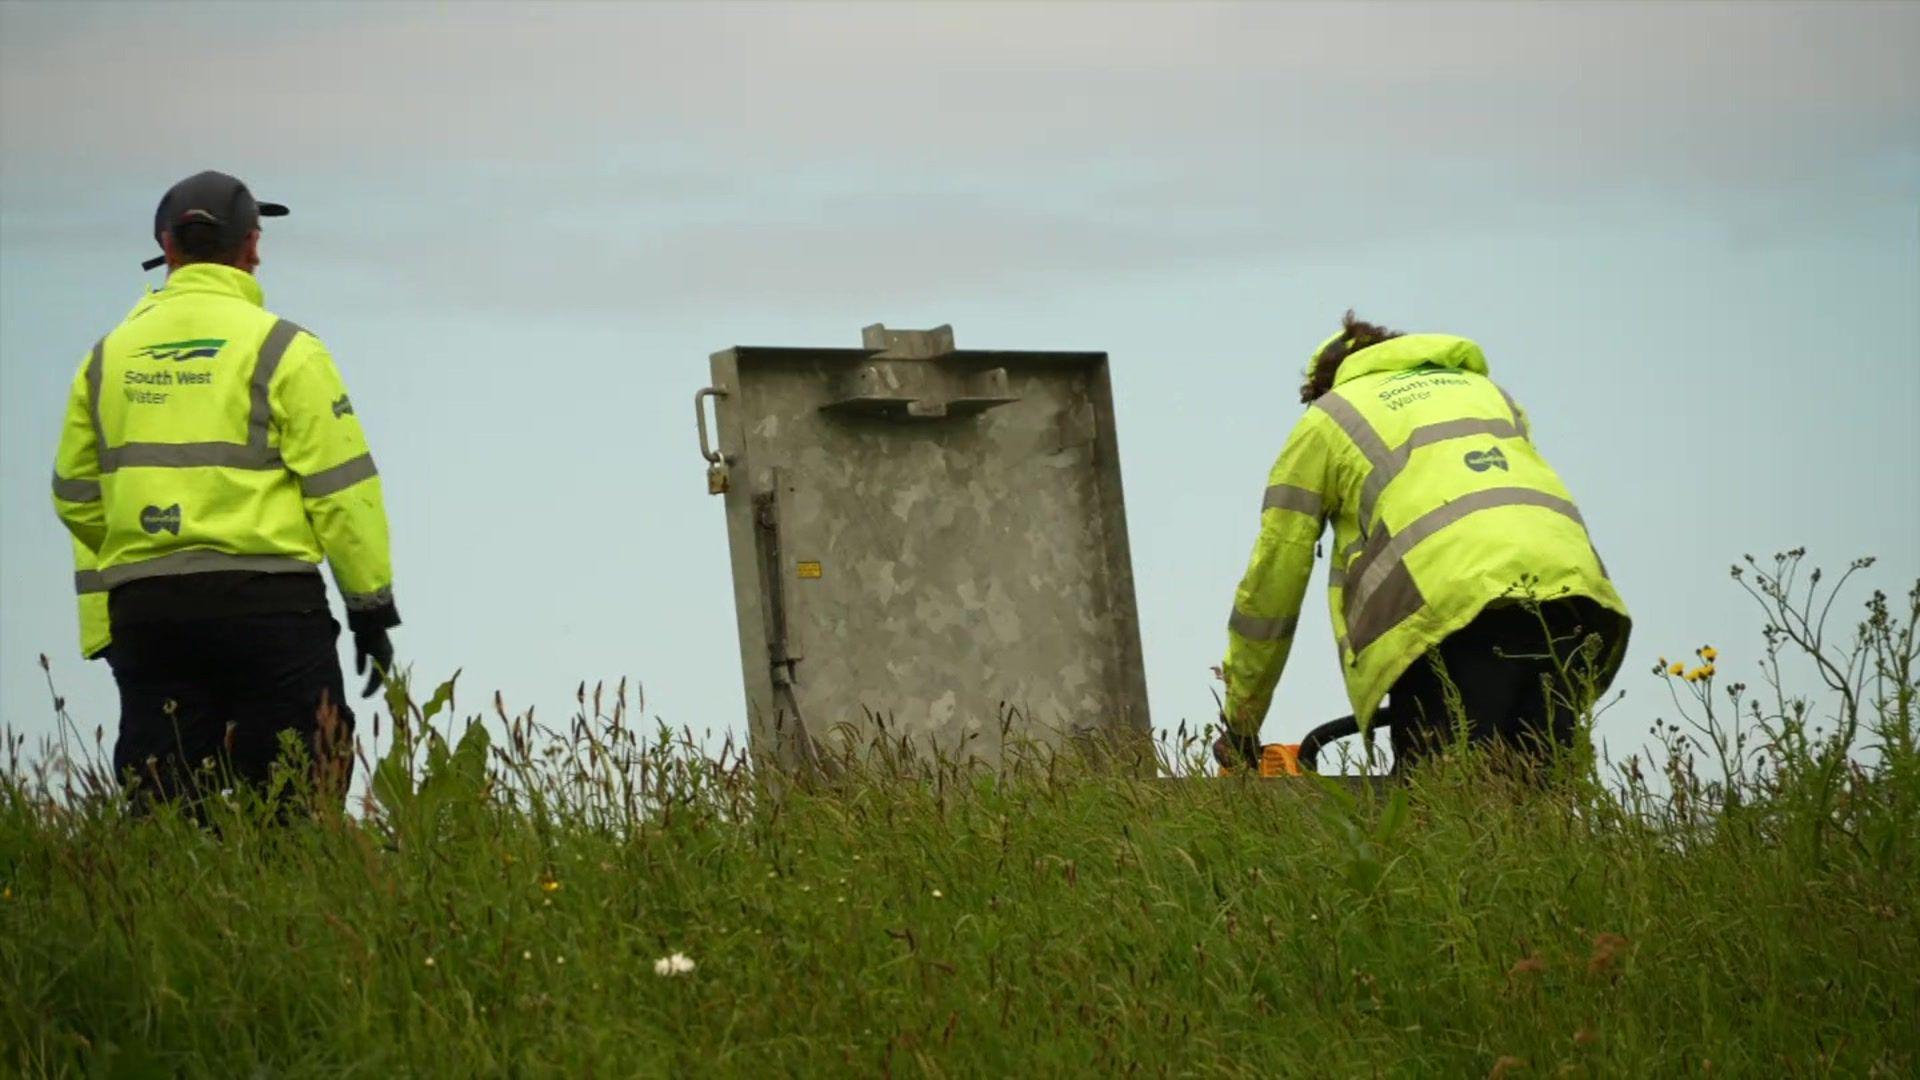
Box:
[1299,310,1402,403]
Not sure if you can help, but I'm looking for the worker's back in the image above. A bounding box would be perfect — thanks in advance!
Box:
[1316,336,1610,641]
[1221,326,1629,738]
[77,266,315,576]
[1304,334,1628,722]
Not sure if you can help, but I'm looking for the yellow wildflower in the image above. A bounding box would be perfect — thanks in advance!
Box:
[1701,646,1718,661]
[1699,664,1715,679]
[540,875,560,893]
[1669,662,1686,677]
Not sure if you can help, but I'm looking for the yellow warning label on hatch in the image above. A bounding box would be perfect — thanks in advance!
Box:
[797,561,823,579]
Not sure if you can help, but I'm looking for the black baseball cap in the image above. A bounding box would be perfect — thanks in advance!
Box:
[141,170,288,271]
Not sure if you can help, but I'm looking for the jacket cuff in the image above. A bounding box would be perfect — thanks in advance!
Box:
[347,599,401,635]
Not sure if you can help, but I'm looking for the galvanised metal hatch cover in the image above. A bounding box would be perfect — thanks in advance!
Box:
[696,324,1150,769]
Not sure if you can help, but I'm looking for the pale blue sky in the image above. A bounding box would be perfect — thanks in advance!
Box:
[2,2,1915,766]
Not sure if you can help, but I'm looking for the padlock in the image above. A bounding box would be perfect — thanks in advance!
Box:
[706,460,730,495]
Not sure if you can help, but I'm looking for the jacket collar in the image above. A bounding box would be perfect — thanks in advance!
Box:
[1333,334,1488,386]
[151,263,265,309]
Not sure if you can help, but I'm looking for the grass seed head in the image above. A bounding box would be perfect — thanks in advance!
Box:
[1587,933,1629,976]
[1507,954,1546,981]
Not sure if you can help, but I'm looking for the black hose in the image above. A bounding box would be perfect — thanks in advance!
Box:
[1296,714,1362,773]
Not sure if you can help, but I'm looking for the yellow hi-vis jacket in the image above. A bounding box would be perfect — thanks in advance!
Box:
[1222,334,1629,734]
[50,264,394,619]
[73,537,110,659]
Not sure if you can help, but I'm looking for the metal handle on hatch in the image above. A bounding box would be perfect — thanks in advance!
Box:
[695,387,728,464]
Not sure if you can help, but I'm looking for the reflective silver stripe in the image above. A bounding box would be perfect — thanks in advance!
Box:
[1498,385,1529,438]
[248,319,304,447]
[1345,487,1587,633]
[1347,560,1425,654]
[1317,390,1534,534]
[74,569,108,595]
[342,585,394,612]
[1356,416,1524,533]
[85,339,107,454]
[1229,609,1297,642]
[95,319,303,474]
[52,473,101,502]
[299,453,378,498]
[97,550,318,588]
[1261,483,1322,517]
[103,443,284,471]
[1313,391,1395,529]
[1313,392,1394,470]
[1399,416,1521,453]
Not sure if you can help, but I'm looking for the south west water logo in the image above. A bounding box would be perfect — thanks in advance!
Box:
[1463,447,1509,473]
[140,504,182,536]
[133,338,226,362]
[1384,363,1449,383]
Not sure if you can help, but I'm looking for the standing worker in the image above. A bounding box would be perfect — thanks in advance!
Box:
[1219,311,1630,775]
[50,170,400,812]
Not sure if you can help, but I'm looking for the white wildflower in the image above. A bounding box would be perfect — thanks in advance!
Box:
[653,952,696,976]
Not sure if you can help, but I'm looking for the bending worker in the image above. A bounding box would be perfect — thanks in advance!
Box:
[1219,312,1630,774]
[50,170,400,812]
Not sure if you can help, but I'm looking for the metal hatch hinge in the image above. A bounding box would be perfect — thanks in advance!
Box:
[753,484,803,687]
[824,324,1019,420]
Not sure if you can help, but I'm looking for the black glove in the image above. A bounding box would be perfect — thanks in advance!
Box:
[353,627,394,698]
[1212,722,1262,772]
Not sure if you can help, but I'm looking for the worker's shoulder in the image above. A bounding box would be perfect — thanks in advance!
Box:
[185,300,328,367]
[1274,402,1344,454]
[101,292,293,340]
[249,298,318,338]
[260,307,334,359]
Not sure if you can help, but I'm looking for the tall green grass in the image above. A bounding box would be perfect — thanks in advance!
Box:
[3,553,1915,1077]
